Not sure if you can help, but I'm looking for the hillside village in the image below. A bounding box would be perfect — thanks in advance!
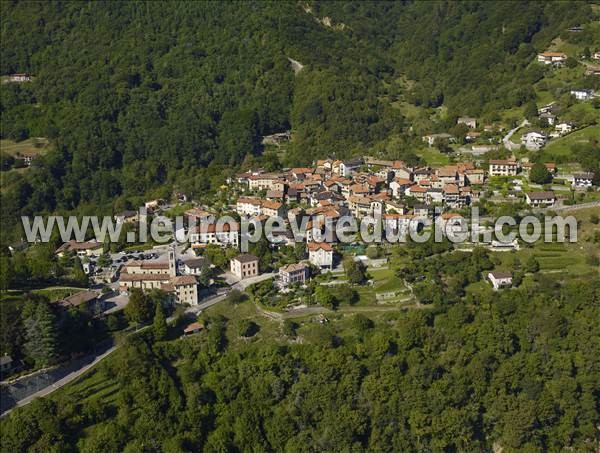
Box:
[57,146,597,321]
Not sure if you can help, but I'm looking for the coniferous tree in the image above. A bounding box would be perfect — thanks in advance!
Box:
[23,302,57,367]
[152,302,167,341]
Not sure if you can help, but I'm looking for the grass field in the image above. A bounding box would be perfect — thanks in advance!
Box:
[543,124,599,157]
[0,138,50,157]
[416,146,451,166]
[1,286,87,303]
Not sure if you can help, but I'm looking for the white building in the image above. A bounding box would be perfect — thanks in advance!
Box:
[308,242,333,270]
[339,158,363,177]
[236,198,262,216]
[525,191,555,207]
[521,131,547,151]
[488,271,513,290]
[570,89,593,100]
[457,117,477,129]
[554,122,573,135]
[183,257,209,276]
[572,172,594,189]
[189,222,240,248]
[488,160,518,177]
[279,263,309,287]
[537,52,567,65]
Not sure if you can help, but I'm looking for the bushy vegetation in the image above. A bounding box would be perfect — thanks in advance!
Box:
[2,272,598,451]
[0,1,591,246]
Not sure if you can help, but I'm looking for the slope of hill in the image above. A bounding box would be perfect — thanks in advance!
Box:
[0,1,593,245]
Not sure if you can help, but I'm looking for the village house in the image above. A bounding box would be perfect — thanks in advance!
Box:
[308,242,334,270]
[14,153,39,166]
[235,197,262,217]
[55,290,104,314]
[248,173,281,191]
[189,222,240,248]
[339,158,364,177]
[183,322,204,336]
[230,254,259,279]
[8,73,31,82]
[185,208,212,223]
[457,117,477,129]
[406,184,427,202]
[265,189,285,200]
[554,122,573,136]
[422,133,453,146]
[389,177,413,198]
[278,262,309,287]
[385,200,407,215]
[413,204,433,218]
[315,159,333,171]
[427,188,444,204]
[488,271,513,290]
[521,131,547,151]
[183,257,209,276]
[114,209,139,225]
[465,169,485,185]
[570,89,593,101]
[55,240,103,258]
[261,200,285,217]
[537,52,567,65]
[525,191,556,207]
[488,159,518,177]
[443,184,461,208]
[436,166,459,185]
[412,167,432,183]
[572,172,594,189]
[389,161,413,180]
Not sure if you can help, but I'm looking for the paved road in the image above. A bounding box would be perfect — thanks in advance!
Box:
[502,119,529,150]
[1,343,116,417]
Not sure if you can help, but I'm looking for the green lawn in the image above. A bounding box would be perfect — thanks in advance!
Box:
[416,146,451,166]
[541,125,600,161]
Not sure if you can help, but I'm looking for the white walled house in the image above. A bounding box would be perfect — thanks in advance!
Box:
[190,222,240,248]
[278,263,309,287]
[570,89,593,100]
[308,242,333,270]
[525,191,555,207]
[339,158,363,177]
[554,122,573,135]
[488,160,518,177]
[236,198,262,216]
[521,131,547,151]
[572,172,594,189]
[537,52,567,65]
[488,271,513,290]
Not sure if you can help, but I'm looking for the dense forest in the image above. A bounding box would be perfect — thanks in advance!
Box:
[0,1,591,246]
[2,245,599,452]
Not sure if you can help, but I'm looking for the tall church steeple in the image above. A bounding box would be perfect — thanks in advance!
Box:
[168,244,177,277]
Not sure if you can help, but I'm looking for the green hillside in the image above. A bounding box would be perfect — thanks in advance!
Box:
[0,1,594,245]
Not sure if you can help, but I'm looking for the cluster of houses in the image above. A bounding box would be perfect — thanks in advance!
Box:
[51,152,594,308]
